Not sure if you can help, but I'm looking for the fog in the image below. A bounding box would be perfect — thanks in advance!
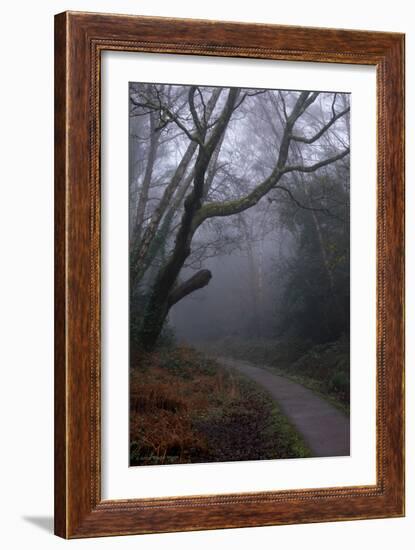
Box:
[170,206,288,343]
[129,83,350,352]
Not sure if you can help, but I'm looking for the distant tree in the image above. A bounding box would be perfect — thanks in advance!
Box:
[271,164,350,343]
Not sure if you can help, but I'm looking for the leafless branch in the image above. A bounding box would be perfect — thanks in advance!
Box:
[282,148,350,174]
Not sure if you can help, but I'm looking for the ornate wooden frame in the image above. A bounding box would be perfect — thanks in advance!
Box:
[54,11,405,538]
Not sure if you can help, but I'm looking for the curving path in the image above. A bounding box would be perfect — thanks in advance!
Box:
[219,356,350,457]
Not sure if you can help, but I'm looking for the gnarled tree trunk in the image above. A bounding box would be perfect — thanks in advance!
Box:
[138,88,240,350]
[136,90,350,351]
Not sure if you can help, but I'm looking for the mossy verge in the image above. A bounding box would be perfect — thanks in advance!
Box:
[207,337,350,413]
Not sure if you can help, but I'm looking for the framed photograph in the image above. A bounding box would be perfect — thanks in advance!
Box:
[54,11,405,538]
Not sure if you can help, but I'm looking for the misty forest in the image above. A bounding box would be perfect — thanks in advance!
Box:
[129,82,350,466]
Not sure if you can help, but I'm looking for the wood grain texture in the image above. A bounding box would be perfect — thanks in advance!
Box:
[54,11,67,538]
[54,11,405,539]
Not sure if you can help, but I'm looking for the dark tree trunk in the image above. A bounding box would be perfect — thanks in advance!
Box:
[139,268,212,351]
[137,88,240,351]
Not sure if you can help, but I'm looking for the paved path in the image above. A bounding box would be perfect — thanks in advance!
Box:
[219,357,350,457]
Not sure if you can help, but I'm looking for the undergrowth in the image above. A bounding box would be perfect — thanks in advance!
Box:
[208,337,350,412]
[129,346,310,466]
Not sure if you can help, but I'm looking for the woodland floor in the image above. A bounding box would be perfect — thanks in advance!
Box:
[129,346,311,466]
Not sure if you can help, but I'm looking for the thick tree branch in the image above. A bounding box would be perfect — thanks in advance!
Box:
[293,91,319,120]
[137,88,240,350]
[192,131,349,228]
[196,87,208,126]
[278,91,288,121]
[204,88,241,156]
[188,86,203,136]
[167,269,212,308]
[190,92,315,227]
[131,89,223,286]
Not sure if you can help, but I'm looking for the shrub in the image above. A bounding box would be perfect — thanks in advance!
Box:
[207,336,350,409]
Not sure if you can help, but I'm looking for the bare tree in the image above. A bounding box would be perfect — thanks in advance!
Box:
[129,84,350,350]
